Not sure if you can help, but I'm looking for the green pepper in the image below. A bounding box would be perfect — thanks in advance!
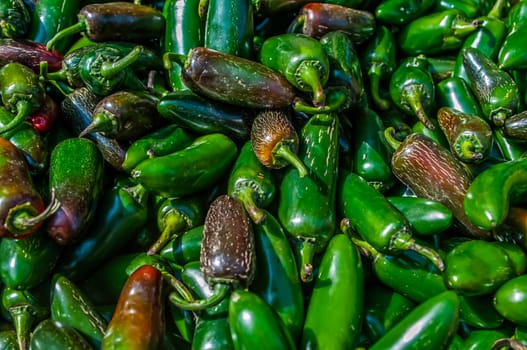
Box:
[437,106,493,163]
[259,33,329,107]
[464,157,527,230]
[57,177,149,282]
[102,265,165,350]
[453,0,507,82]
[202,0,254,59]
[46,137,104,245]
[46,2,165,50]
[79,90,161,141]
[159,225,203,266]
[121,124,195,173]
[229,289,296,350]
[389,55,436,130]
[50,274,107,348]
[27,0,80,54]
[462,46,520,127]
[29,319,94,350]
[374,0,435,26]
[169,194,255,311]
[463,328,515,350]
[320,30,364,106]
[250,209,304,341]
[301,233,364,349]
[1,287,49,350]
[0,0,30,39]
[397,9,483,56]
[360,25,396,111]
[436,76,483,116]
[493,128,526,162]
[162,0,204,92]
[369,291,460,350]
[227,141,276,224]
[498,1,527,70]
[288,2,376,44]
[494,274,527,326]
[387,132,492,239]
[0,62,45,134]
[131,133,237,198]
[349,105,395,192]
[338,170,445,270]
[277,113,339,282]
[0,328,17,350]
[444,239,521,296]
[147,194,205,256]
[386,196,454,236]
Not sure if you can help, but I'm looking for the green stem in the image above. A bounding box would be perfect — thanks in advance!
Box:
[295,239,316,283]
[10,305,33,350]
[169,283,230,311]
[39,61,67,83]
[457,137,483,162]
[100,46,143,79]
[0,101,31,134]
[406,87,434,130]
[297,61,326,107]
[392,231,445,271]
[488,0,507,18]
[273,141,308,178]
[234,186,266,224]
[369,65,391,111]
[383,126,403,151]
[46,21,86,51]
[147,212,189,256]
[293,86,349,114]
[163,52,187,70]
[452,17,484,38]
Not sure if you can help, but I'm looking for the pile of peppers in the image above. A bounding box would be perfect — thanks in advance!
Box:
[2,0,527,349]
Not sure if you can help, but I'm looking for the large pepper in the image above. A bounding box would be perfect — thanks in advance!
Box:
[159,225,203,266]
[301,233,364,349]
[0,0,30,39]
[29,319,94,350]
[101,264,165,350]
[374,0,435,26]
[277,113,339,282]
[46,2,166,50]
[494,274,527,326]
[498,1,527,70]
[0,38,63,72]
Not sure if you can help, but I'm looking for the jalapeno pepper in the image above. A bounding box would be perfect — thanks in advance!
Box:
[102,264,165,350]
[498,1,527,70]
[375,0,435,26]
[494,274,527,327]
[464,157,527,230]
[397,9,483,56]
[159,225,203,266]
[29,319,94,350]
[0,62,45,134]
[0,0,30,39]
[46,2,166,51]
[0,38,63,73]
[277,113,339,282]
[462,46,520,127]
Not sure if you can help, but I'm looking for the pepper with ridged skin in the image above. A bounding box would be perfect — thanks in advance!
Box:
[169,194,255,311]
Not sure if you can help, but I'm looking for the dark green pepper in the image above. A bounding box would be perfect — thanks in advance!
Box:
[464,157,527,230]
[0,62,45,134]
[397,9,483,56]
[375,0,434,26]
[29,319,94,350]
[229,289,296,350]
[497,1,527,70]
[437,106,493,163]
[130,133,237,198]
[338,170,445,270]
[46,2,165,50]
[503,110,527,141]
[436,76,483,116]
[389,55,436,130]
[301,233,364,349]
[369,291,460,350]
[159,225,203,266]
[0,0,31,39]
[277,113,339,282]
[227,141,276,224]
[462,46,520,127]
[494,274,527,326]
[46,137,104,246]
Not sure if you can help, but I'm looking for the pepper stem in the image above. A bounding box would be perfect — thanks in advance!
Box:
[9,305,32,350]
[368,66,391,111]
[46,21,86,51]
[198,0,210,19]
[491,338,527,350]
[233,186,266,224]
[39,61,67,83]
[163,52,187,70]
[161,272,195,302]
[297,61,326,107]
[79,110,115,138]
[273,141,308,178]
[492,110,508,127]
[456,137,483,162]
[169,283,230,311]
[100,46,143,79]
[405,87,434,130]
[5,189,61,237]
[147,211,189,256]
[383,126,403,151]
[392,231,445,271]
[293,239,316,283]
[452,16,483,39]
[293,86,349,114]
[0,101,31,135]
[487,0,507,19]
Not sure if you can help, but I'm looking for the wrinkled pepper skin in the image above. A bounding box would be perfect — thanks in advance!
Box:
[130,133,237,198]
[229,289,296,350]
[277,113,339,283]
[464,157,527,230]
[102,265,165,350]
[369,291,460,350]
[301,233,364,350]
[46,137,104,246]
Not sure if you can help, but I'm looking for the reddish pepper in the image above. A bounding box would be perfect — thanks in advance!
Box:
[101,265,165,350]
[27,94,59,133]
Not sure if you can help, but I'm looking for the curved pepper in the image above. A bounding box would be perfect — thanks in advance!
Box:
[0,38,63,73]
[498,1,527,70]
[159,225,203,266]
[494,274,527,326]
